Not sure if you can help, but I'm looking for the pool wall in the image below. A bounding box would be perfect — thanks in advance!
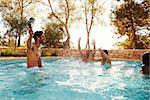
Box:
[53,49,150,60]
[0,47,149,60]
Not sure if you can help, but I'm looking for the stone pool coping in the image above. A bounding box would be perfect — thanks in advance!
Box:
[0,48,149,60]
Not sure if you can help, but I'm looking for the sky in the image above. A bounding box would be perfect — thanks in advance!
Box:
[0,0,125,50]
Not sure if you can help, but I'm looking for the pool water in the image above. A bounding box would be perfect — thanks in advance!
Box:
[0,57,149,100]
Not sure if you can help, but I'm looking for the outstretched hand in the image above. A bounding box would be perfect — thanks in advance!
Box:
[78,37,81,42]
[92,40,96,46]
[78,37,81,50]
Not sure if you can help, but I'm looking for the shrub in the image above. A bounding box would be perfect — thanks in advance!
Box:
[1,49,19,56]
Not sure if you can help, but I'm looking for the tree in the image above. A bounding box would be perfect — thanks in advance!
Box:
[112,0,150,49]
[43,22,66,48]
[0,34,7,46]
[83,0,104,50]
[0,0,37,47]
[46,0,77,48]
[84,0,95,49]
[4,30,15,46]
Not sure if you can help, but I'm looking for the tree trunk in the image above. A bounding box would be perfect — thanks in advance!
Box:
[85,0,94,50]
[65,25,70,48]
[17,35,21,47]
[14,35,17,50]
[128,0,137,49]
[17,0,23,47]
[85,32,90,50]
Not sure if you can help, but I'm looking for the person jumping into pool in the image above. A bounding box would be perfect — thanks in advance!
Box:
[140,52,150,75]
[78,37,96,62]
[27,24,46,68]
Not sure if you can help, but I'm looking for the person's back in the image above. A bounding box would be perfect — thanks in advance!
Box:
[101,58,111,65]
[141,52,150,75]
[98,49,111,65]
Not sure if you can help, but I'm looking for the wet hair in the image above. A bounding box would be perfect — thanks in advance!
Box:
[142,52,150,66]
[33,31,43,42]
[103,50,108,55]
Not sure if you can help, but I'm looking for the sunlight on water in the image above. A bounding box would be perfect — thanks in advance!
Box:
[112,96,126,100]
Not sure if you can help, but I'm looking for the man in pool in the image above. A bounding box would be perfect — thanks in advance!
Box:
[78,37,96,62]
[27,27,46,68]
[98,48,111,65]
[91,48,111,67]
[140,52,150,75]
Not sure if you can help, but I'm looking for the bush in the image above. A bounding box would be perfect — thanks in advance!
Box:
[42,49,58,56]
[1,49,19,56]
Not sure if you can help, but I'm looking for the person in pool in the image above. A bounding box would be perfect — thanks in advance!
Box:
[97,48,111,65]
[27,27,46,68]
[78,37,96,62]
[140,52,150,75]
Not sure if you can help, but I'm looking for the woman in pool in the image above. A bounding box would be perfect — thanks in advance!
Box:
[78,37,111,65]
[78,37,96,62]
[141,52,150,75]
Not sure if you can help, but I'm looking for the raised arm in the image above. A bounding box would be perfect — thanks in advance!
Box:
[92,40,96,54]
[78,37,81,50]
[78,37,84,57]
[27,28,33,50]
[98,48,111,60]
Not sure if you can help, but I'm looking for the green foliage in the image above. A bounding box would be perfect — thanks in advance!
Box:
[117,36,150,49]
[112,0,149,49]
[0,0,28,30]
[0,35,3,46]
[0,0,35,47]
[42,49,58,56]
[0,40,16,47]
[1,49,18,56]
[43,23,66,48]
[47,0,78,48]
[117,38,131,49]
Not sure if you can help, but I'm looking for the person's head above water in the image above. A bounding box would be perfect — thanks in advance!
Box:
[103,50,108,55]
[142,52,150,66]
[33,31,46,43]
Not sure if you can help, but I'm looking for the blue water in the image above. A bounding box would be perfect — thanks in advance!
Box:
[0,57,149,100]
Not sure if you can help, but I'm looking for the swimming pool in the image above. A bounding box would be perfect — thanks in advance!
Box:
[0,57,149,100]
